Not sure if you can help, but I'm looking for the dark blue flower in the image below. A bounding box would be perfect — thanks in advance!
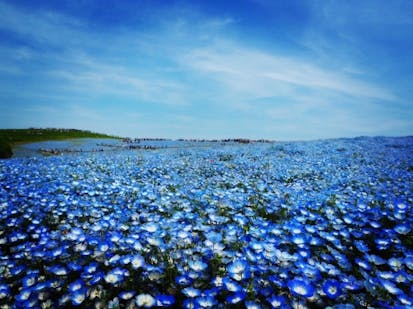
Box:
[156,294,175,307]
[226,291,246,304]
[227,259,251,281]
[322,279,342,299]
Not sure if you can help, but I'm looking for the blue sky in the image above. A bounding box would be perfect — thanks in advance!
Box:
[0,0,412,140]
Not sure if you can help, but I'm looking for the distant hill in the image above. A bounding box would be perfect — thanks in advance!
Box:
[0,128,120,158]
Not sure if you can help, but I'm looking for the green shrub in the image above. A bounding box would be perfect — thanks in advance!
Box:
[0,138,12,158]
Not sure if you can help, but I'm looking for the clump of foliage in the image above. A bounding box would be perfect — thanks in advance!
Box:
[0,137,12,158]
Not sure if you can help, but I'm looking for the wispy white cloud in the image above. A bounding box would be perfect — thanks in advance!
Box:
[0,1,85,46]
[182,42,396,103]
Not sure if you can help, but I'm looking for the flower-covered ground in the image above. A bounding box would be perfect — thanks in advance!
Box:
[0,137,412,308]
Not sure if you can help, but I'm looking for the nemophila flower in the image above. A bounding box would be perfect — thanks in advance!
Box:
[68,261,82,272]
[182,287,201,298]
[176,275,193,286]
[388,258,403,272]
[196,295,217,308]
[226,291,246,304]
[394,223,410,235]
[89,271,105,285]
[379,279,403,295]
[84,262,99,274]
[250,241,264,253]
[375,238,391,250]
[287,278,315,298]
[227,259,250,281]
[108,297,120,309]
[105,268,126,285]
[119,254,132,265]
[16,288,32,303]
[136,293,155,308]
[188,260,208,272]
[267,295,288,308]
[67,227,84,241]
[355,258,371,271]
[97,241,111,252]
[108,254,121,265]
[68,279,85,293]
[71,288,87,306]
[223,277,243,292]
[377,271,396,280]
[394,271,409,284]
[22,274,38,288]
[0,284,10,299]
[399,293,413,306]
[47,265,68,276]
[156,294,175,307]
[395,202,408,212]
[131,254,145,269]
[142,222,159,233]
[292,235,306,246]
[9,264,25,276]
[269,275,286,288]
[367,254,386,266]
[323,280,342,299]
[404,255,413,271]
[211,276,223,287]
[109,232,122,243]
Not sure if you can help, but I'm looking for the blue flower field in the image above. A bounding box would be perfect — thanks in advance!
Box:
[0,137,412,308]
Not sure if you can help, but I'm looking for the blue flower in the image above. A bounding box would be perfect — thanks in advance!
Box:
[183,298,201,309]
[403,255,413,270]
[131,254,145,269]
[267,295,288,308]
[182,287,201,298]
[97,241,111,252]
[223,277,243,292]
[394,223,410,235]
[196,295,217,308]
[156,294,175,307]
[68,279,85,293]
[175,274,193,286]
[105,268,127,285]
[188,260,208,272]
[119,291,136,300]
[47,265,68,276]
[89,271,105,285]
[10,265,25,276]
[379,279,403,295]
[71,288,87,306]
[227,259,251,281]
[84,262,99,274]
[22,274,38,288]
[16,288,32,303]
[323,279,342,299]
[226,291,246,304]
[287,278,315,298]
[68,261,82,272]
[0,284,10,300]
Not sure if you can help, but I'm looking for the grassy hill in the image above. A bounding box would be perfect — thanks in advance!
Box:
[0,128,120,158]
